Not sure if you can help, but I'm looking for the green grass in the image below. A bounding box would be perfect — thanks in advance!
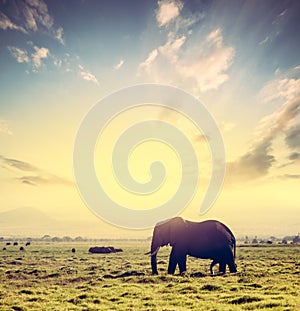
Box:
[0,243,299,310]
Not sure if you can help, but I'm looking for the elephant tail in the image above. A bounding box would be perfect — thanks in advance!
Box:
[233,237,236,259]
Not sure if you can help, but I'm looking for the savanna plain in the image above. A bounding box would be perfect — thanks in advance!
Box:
[0,242,299,311]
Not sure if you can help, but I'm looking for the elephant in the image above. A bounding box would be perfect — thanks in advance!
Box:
[147,217,237,275]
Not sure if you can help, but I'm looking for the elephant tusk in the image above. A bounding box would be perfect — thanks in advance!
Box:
[145,246,160,256]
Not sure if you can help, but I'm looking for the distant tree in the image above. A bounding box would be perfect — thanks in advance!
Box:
[244,236,249,244]
[0,237,4,241]
[252,236,258,244]
[282,236,294,241]
[42,235,51,240]
[62,236,73,242]
[282,239,287,244]
[292,234,300,244]
[51,237,62,242]
[74,236,84,242]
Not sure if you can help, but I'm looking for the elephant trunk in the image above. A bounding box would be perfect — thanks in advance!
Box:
[150,240,160,275]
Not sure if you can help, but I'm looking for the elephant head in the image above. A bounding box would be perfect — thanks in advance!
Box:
[148,217,186,275]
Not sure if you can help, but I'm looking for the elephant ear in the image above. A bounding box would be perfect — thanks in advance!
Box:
[169,217,186,246]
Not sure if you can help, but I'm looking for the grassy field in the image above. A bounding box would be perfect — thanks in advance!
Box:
[0,242,299,310]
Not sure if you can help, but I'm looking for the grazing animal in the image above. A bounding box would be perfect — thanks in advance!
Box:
[26,242,31,246]
[20,246,25,251]
[71,248,76,253]
[89,246,123,254]
[147,217,237,275]
[6,242,11,246]
[13,242,18,246]
[2,247,6,251]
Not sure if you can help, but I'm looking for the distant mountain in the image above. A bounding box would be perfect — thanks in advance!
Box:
[0,207,63,237]
[0,206,55,224]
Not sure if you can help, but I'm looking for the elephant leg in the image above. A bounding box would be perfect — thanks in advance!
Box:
[227,253,237,273]
[219,261,226,274]
[210,259,218,275]
[178,254,187,274]
[167,248,178,274]
[223,247,237,273]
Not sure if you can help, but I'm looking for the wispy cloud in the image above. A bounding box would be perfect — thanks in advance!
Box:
[55,26,64,45]
[289,152,300,161]
[0,0,64,44]
[0,119,13,136]
[8,44,50,70]
[0,12,27,33]
[156,0,183,27]
[0,155,73,187]
[18,174,73,187]
[7,46,30,64]
[0,155,38,171]
[78,64,99,85]
[114,59,124,70]
[227,73,300,184]
[32,46,50,68]
[138,1,233,93]
[259,8,288,45]
[138,27,234,93]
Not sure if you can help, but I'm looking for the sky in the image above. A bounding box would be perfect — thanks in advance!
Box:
[0,0,299,239]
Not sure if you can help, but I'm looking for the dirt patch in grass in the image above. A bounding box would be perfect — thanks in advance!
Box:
[230,295,262,304]
[201,284,221,291]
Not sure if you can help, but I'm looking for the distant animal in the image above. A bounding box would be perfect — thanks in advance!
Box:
[2,247,6,251]
[26,242,31,246]
[13,242,18,246]
[71,248,76,253]
[20,246,25,251]
[6,242,11,246]
[146,217,237,275]
[89,246,123,254]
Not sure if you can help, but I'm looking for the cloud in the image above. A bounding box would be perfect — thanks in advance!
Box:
[114,59,124,70]
[156,0,183,27]
[0,0,64,44]
[178,28,234,92]
[158,33,186,62]
[55,26,64,45]
[32,46,49,68]
[8,44,51,71]
[138,27,234,93]
[227,139,275,181]
[259,8,288,45]
[0,119,13,135]
[282,174,300,180]
[78,65,99,85]
[289,152,300,161]
[0,155,38,171]
[227,75,300,184]
[18,174,73,187]
[258,78,300,103]
[221,121,235,132]
[7,46,30,63]
[0,12,27,33]
[0,155,73,187]
[138,49,158,74]
[285,125,300,150]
